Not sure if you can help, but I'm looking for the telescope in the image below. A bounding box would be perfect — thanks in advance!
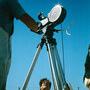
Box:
[20,4,72,90]
[38,4,66,32]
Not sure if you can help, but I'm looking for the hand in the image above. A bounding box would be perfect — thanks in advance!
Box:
[36,22,43,35]
[36,29,43,35]
[84,77,90,88]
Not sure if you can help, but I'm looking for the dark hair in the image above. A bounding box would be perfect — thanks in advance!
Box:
[39,78,51,88]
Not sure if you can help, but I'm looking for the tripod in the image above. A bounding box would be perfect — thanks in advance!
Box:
[20,28,71,90]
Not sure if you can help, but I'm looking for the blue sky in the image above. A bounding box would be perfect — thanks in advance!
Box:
[6,0,90,90]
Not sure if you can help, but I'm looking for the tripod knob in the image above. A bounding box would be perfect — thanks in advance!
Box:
[38,12,46,20]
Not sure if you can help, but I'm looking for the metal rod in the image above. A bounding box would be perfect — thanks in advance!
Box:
[46,39,62,90]
[21,44,43,90]
[46,45,58,90]
[53,46,66,86]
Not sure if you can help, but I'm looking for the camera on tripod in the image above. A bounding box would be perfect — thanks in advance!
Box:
[38,4,66,33]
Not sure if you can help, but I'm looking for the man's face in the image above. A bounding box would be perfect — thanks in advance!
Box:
[40,81,50,90]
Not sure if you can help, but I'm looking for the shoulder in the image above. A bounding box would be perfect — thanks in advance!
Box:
[7,0,19,5]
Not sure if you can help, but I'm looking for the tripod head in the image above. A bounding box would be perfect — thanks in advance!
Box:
[38,4,66,34]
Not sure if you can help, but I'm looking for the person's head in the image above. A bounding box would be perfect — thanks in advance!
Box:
[39,78,51,90]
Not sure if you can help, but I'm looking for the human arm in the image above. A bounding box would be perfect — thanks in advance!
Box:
[19,13,38,33]
[8,0,39,33]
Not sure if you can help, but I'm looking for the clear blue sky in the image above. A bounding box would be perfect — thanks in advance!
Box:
[6,0,90,90]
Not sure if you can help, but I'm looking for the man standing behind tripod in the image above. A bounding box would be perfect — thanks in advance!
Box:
[0,0,39,89]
